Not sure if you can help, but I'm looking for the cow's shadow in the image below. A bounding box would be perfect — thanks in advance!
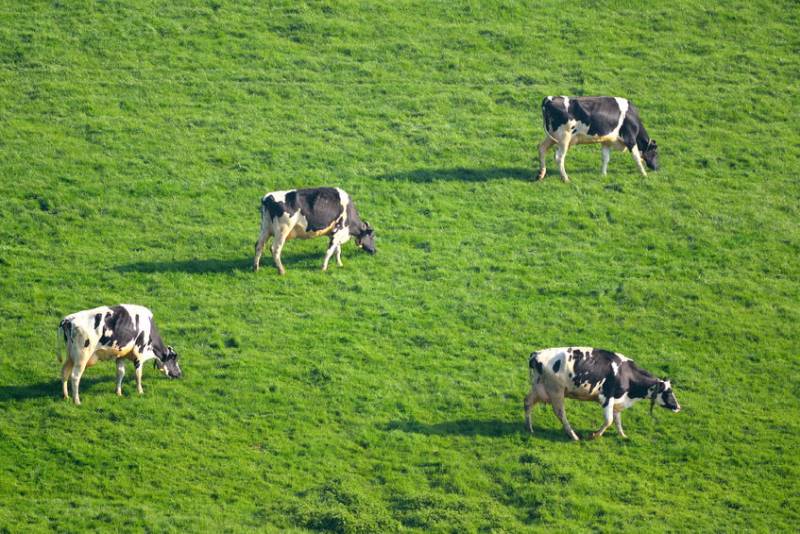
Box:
[374,165,614,183]
[382,418,566,441]
[375,167,537,183]
[0,376,112,402]
[115,252,323,274]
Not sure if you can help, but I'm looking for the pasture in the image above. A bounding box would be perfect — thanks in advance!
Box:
[1,1,798,531]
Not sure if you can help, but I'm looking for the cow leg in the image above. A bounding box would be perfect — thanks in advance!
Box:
[590,401,615,439]
[613,410,627,438]
[60,358,74,399]
[549,389,579,441]
[271,227,291,275]
[335,244,343,267]
[601,145,611,175]
[323,237,337,271]
[524,380,549,432]
[556,141,571,182]
[524,390,540,433]
[70,356,90,405]
[322,228,350,271]
[134,360,144,394]
[631,145,648,176]
[537,137,554,180]
[115,359,126,396]
[253,222,272,272]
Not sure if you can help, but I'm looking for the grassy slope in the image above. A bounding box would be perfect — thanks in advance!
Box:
[1,0,798,531]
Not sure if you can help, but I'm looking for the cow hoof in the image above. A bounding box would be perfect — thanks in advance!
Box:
[561,177,571,183]
[536,170,546,181]
[589,432,602,440]
[116,390,122,397]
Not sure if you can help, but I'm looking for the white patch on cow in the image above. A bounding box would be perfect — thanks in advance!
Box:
[611,361,619,376]
[613,97,629,137]
[335,187,350,228]
[612,391,639,410]
[562,96,569,112]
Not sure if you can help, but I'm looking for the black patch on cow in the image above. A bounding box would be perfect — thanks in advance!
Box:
[262,194,291,220]
[84,339,90,347]
[60,319,71,342]
[572,349,612,391]
[541,97,570,134]
[134,359,141,369]
[97,306,138,349]
[291,188,344,232]
[619,103,654,155]
[572,350,660,402]
[552,359,561,373]
[93,313,102,330]
[567,97,621,136]
[134,330,146,351]
[623,361,657,400]
[529,353,544,375]
[148,320,169,359]
[135,314,139,331]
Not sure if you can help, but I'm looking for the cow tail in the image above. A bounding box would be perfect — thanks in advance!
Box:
[541,99,561,143]
[528,351,540,383]
[56,320,67,363]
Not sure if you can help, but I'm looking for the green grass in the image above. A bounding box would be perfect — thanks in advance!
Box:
[1,0,799,531]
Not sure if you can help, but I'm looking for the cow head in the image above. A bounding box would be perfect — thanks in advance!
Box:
[642,140,659,171]
[154,346,183,379]
[650,379,680,414]
[355,223,376,255]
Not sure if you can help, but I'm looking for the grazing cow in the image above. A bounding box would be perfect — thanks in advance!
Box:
[524,347,680,440]
[536,96,659,182]
[253,187,376,275]
[57,304,182,405]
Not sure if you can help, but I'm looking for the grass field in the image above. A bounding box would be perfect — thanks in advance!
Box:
[1,1,799,531]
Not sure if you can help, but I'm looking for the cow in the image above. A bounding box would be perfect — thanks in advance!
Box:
[253,187,376,275]
[57,304,182,405]
[536,96,659,182]
[524,347,680,440]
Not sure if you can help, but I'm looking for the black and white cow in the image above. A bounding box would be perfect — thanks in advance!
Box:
[57,304,182,405]
[524,347,680,440]
[536,96,659,182]
[253,187,376,275]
